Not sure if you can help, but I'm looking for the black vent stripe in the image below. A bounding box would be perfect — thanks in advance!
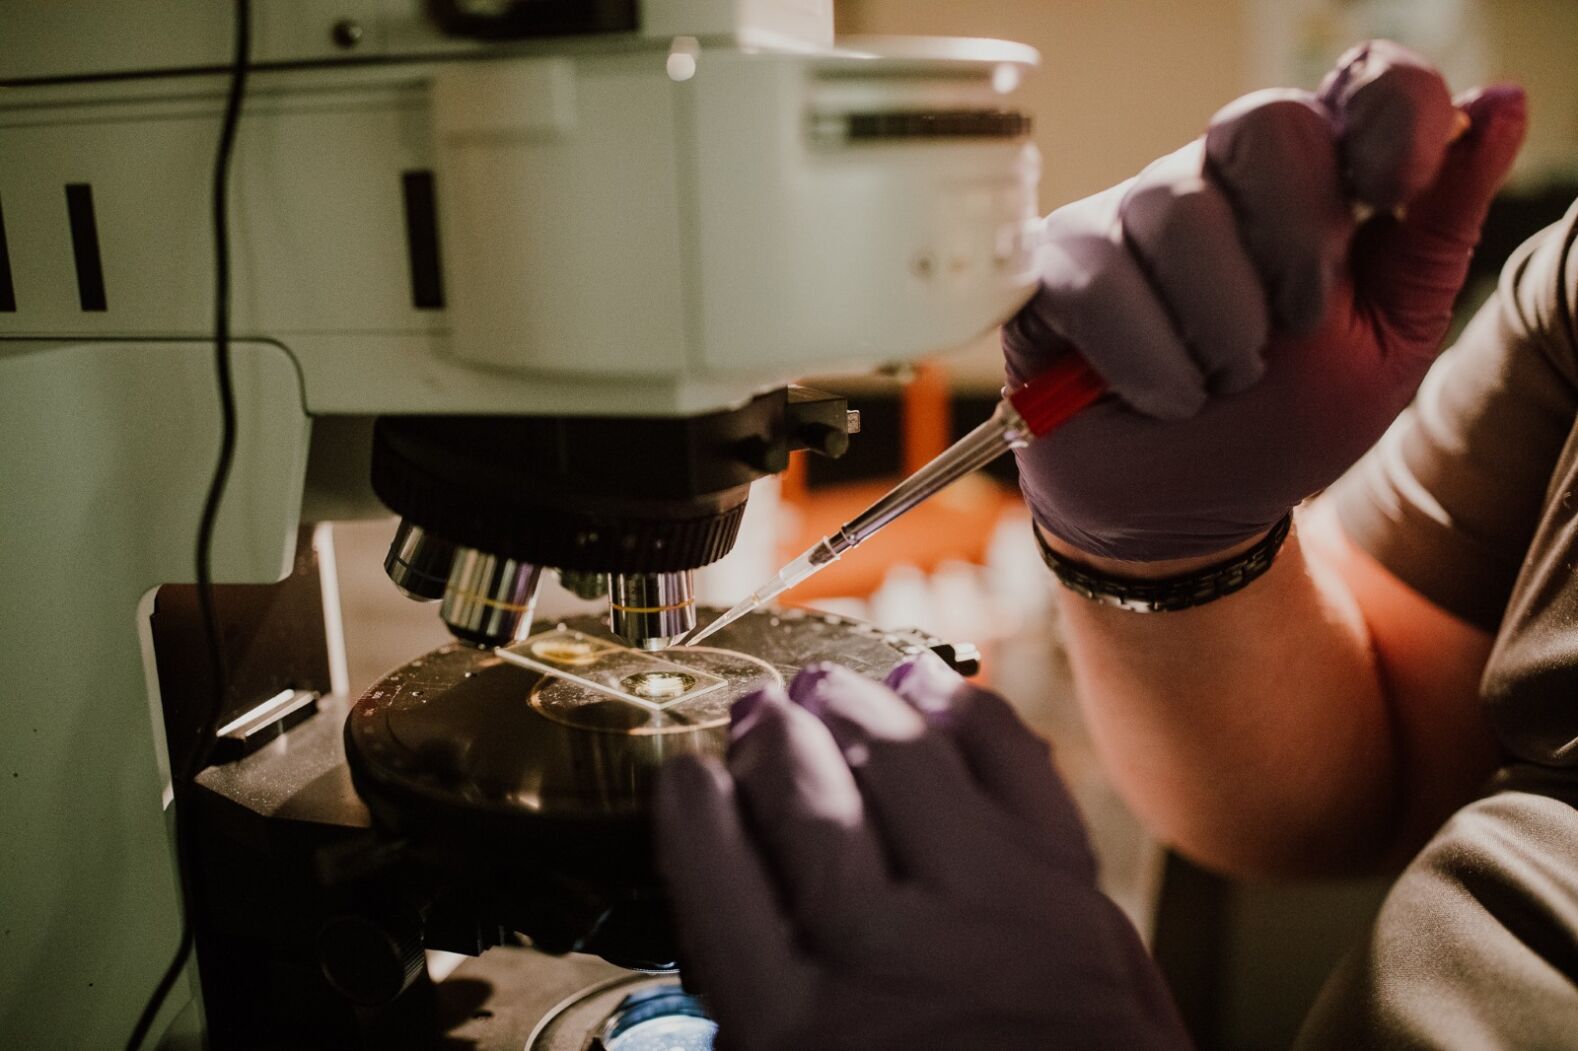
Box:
[821,109,1033,142]
[400,170,445,310]
[64,183,107,311]
[0,193,14,312]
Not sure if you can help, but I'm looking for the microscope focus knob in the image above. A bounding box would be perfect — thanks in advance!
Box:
[793,421,850,459]
[317,911,426,1007]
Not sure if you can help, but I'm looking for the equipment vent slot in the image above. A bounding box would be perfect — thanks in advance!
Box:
[0,193,14,312]
[64,183,106,311]
[401,170,446,310]
[811,109,1033,144]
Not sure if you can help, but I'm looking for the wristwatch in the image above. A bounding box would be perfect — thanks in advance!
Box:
[1035,512,1293,613]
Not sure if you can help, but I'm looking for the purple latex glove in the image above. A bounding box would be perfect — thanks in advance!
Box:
[655,656,1189,1050]
[1002,41,1527,561]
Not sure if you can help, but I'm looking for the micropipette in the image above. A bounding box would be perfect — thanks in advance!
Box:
[679,355,1108,648]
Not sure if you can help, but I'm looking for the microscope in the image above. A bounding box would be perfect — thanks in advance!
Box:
[0,2,1039,1046]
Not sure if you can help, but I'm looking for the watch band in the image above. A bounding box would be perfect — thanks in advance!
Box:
[1035,513,1294,613]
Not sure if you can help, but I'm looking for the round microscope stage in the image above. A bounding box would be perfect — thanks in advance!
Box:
[346,608,926,823]
[342,607,936,976]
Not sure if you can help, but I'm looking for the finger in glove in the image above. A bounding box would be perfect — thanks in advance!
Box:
[1015,181,1209,420]
[1354,83,1528,353]
[725,686,891,948]
[1205,88,1352,335]
[886,654,1096,879]
[1319,39,1458,211]
[788,663,1010,893]
[1120,139,1271,395]
[653,754,812,1027]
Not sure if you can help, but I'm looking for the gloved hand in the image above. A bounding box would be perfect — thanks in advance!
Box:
[1002,41,1527,561]
[655,655,1189,1050]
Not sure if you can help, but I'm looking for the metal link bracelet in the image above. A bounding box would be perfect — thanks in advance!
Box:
[1035,512,1294,613]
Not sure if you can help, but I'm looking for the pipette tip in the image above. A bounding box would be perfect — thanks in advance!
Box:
[679,617,725,649]
[657,627,696,651]
[663,620,712,650]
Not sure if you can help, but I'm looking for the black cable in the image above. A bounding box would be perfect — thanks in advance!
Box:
[126,3,251,1047]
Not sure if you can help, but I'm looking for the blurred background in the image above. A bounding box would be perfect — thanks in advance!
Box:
[333,3,1578,1046]
[839,0,1578,391]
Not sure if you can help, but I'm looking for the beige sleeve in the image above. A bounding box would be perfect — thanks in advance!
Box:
[1330,201,1578,632]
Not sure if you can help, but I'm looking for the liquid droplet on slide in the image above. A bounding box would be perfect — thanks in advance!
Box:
[620,671,697,701]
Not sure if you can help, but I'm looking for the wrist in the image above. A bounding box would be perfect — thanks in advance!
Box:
[1037,526,1275,582]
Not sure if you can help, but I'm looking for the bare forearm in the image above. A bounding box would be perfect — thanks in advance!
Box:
[1049,511,1400,877]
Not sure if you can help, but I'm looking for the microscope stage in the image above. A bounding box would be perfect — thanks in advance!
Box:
[346,608,925,822]
[340,607,957,970]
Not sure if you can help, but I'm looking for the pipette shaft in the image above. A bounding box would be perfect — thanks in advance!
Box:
[680,355,1107,648]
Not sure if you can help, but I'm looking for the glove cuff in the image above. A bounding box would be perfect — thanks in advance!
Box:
[1035,512,1292,613]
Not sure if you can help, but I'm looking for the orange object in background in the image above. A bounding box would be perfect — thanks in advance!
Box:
[779,361,1019,602]
[903,359,953,475]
